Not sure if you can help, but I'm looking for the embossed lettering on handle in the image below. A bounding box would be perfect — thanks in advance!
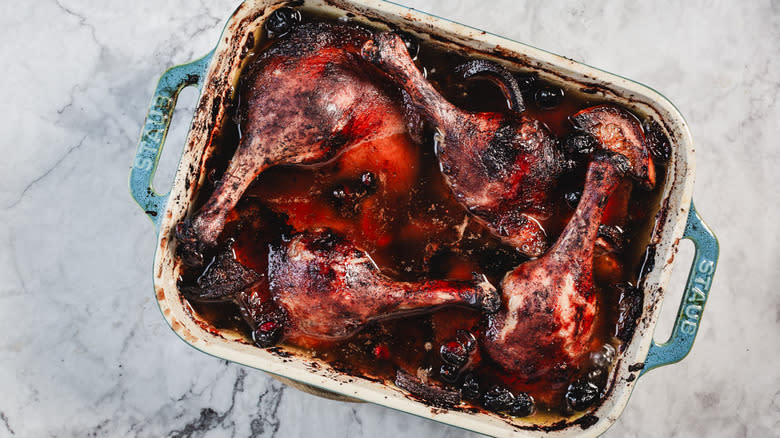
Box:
[129,52,213,231]
[134,96,174,173]
[641,202,719,376]
[679,259,714,335]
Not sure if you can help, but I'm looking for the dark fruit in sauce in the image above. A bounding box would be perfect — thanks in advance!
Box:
[440,341,468,366]
[360,171,377,189]
[565,380,601,411]
[597,225,626,252]
[509,392,535,417]
[398,31,420,60]
[643,119,671,162]
[461,374,480,400]
[482,386,515,412]
[455,329,477,352]
[564,191,582,209]
[589,343,616,370]
[564,133,598,156]
[252,319,283,347]
[534,86,564,109]
[266,7,302,36]
[515,73,536,93]
[439,363,460,383]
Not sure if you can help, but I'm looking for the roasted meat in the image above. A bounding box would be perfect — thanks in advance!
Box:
[569,105,655,188]
[481,105,654,397]
[481,154,625,387]
[361,32,566,256]
[177,22,411,265]
[267,229,499,345]
[185,228,499,349]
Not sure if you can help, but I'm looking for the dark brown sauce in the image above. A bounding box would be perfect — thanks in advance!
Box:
[181,10,667,419]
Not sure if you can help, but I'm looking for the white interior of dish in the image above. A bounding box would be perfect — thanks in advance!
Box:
[150,1,695,436]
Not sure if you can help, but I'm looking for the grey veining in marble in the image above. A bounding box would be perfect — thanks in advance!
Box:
[1,1,778,437]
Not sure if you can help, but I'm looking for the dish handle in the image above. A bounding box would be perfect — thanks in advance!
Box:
[640,202,719,376]
[129,53,213,230]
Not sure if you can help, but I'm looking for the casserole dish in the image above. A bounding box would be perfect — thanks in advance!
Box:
[129,1,719,436]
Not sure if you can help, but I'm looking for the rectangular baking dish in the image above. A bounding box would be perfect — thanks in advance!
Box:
[129,1,719,436]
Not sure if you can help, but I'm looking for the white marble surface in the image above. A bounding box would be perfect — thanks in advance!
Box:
[1,1,778,437]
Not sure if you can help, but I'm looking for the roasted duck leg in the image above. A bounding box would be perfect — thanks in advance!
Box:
[185,228,499,348]
[481,153,626,382]
[177,23,411,266]
[266,229,500,346]
[361,32,565,256]
[481,105,655,396]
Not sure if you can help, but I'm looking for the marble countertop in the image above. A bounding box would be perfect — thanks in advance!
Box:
[1,1,778,437]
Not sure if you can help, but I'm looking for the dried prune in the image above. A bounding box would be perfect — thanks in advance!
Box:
[515,73,536,93]
[482,386,515,412]
[460,374,480,400]
[509,392,534,417]
[589,343,616,369]
[266,7,302,37]
[439,364,460,383]
[360,171,377,190]
[565,380,600,411]
[564,191,582,209]
[597,225,626,252]
[535,86,564,109]
[455,329,477,352]
[252,319,283,347]
[440,341,468,366]
[398,32,420,60]
[643,119,671,162]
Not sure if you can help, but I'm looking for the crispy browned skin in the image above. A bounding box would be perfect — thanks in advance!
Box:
[268,229,499,344]
[482,154,627,394]
[178,23,409,264]
[570,105,656,188]
[361,32,565,257]
[481,102,654,398]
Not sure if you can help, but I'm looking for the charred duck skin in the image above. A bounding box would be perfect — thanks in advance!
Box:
[361,32,566,256]
[177,23,410,265]
[481,105,655,395]
[268,230,499,345]
[185,229,499,348]
[570,105,656,188]
[482,154,627,383]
